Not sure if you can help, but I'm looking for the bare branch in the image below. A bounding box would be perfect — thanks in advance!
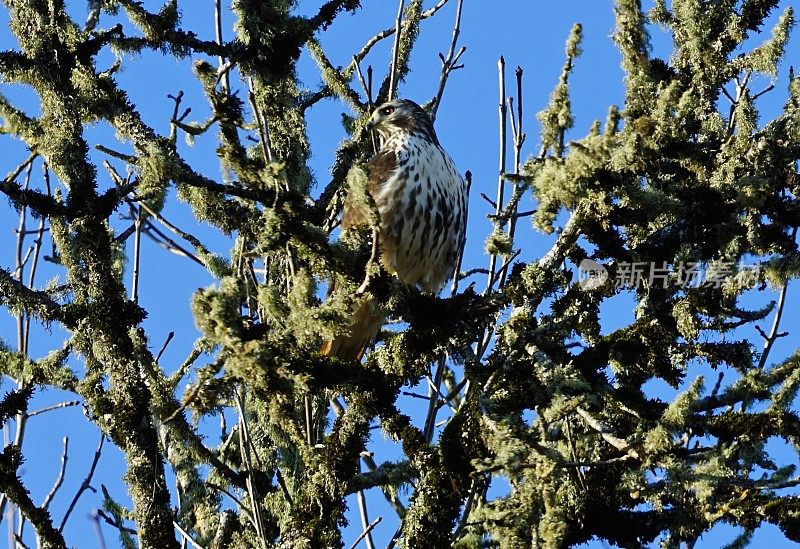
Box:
[351,0,450,70]
[155,331,175,364]
[174,520,206,549]
[95,509,137,535]
[41,438,68,512]
[89,512,108,549]
[486,56,508,294]
[430,0,465,123]
[249,79,274,164]
[59,434,104,532]
[388,0,405,101]
[575,407,639,458]
[27,401,81,418]
[756,228,796,370]
[349,515,381,549]
[498,67,526,288]
[356,491,376,549]
[214,0,229,94]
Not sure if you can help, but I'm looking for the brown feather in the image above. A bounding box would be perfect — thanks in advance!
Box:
[321,149,397,360]
[319,297,384,362]
[341,149,398,230]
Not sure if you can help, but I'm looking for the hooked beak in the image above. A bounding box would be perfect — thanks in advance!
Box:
[366,120,375,131]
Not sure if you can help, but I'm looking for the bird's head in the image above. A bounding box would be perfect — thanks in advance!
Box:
[366,99,439,145]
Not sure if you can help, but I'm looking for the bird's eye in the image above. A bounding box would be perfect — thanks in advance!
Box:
[382,106,395,116]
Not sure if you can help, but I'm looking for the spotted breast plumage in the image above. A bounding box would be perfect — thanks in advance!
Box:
[321,98,468,361]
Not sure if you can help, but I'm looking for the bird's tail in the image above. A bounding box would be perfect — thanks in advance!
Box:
[320,296,385,361]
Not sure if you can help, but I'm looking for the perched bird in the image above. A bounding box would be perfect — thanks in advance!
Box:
[321,98,468,360]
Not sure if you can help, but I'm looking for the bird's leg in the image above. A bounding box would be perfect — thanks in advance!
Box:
[356,227,380,295]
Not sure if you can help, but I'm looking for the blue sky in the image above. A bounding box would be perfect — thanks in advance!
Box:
[1,0,800,547]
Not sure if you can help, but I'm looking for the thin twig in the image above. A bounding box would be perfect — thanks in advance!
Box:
[430,0,465,123]
[449,171,471,296]
[27,401,81,418]
[155,331,175,363]
[12,532,30,549]
[248,79,274,164]
[59,434,105,532]
[106,161,205,267]
[388,0,405,100]
[275,469,293,505]
[15,507,25,544]
[41,438,69,512]
[354,58,378,154]
[487,249,522,290]
[14,162,34,353]
[206,482,256,527]
[385,525,402,549]
[350,516,382,549]
[23,163,50,353]
[169,348,202,387]
[356,228,381,294]
[479,192,497,209]
[10,168,33,537]
[535,207,583,273]
[423,357,447,442]
[2,152,37,186]
[168,91,186,142]
[359,454,407,517]
[304,394,315,446]
[424,375,458,414]
[174,520,206,549]
[1,435,9,545]
[354,57,373,110]
[139,219,205,267]
[234,389,269,548]
[452,478,477,539]
[351,0,449,70]
[401,391,431,400]
[368,66,374,109]
[575,407,638,458]
[752,83,775,101]
[95,144,136,163]
[721,86,736,104]
[436,377,467,411]
[564,417,587,491]
[356,491,376,549]
[486,56,507,295]
[498,67,525,288]
[90,511,108,549]
[214,0,229,93]
[95,509,137,535]
[457,268,488,281]
[131,198,142,303]
[756,229,796,370]
[125,192,210,260]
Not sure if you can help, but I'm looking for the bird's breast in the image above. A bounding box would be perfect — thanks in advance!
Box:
[371,134,466,294]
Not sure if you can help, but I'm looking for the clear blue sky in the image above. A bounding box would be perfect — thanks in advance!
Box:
[1,1,799,547]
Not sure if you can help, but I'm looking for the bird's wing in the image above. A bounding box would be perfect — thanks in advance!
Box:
[341,148,398,231]
[320,149,397,361]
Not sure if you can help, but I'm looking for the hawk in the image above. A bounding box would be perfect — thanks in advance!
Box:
[322,98,468,360]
